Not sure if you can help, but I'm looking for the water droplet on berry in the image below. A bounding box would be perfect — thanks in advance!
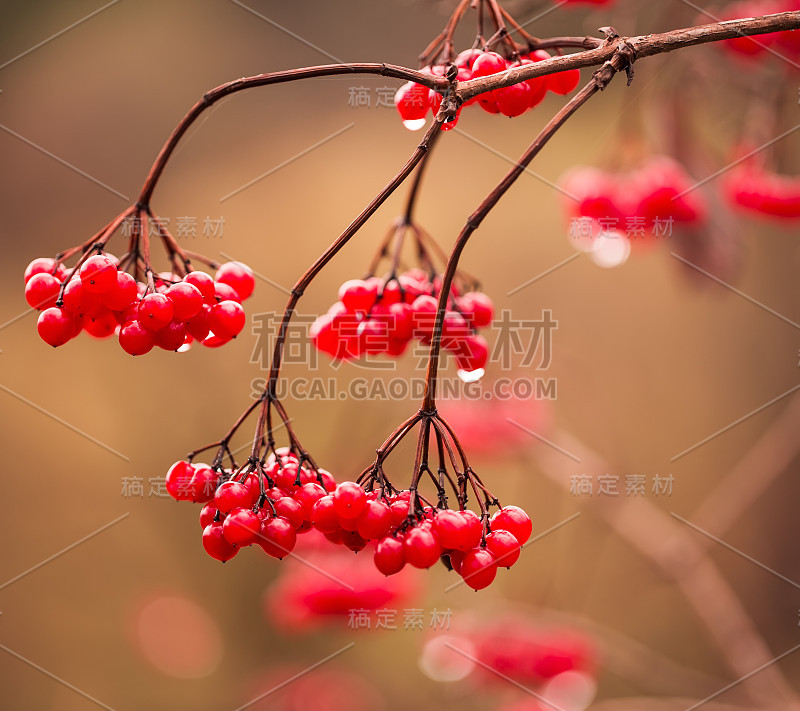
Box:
[457,367,485,383]
[402,118,427,131]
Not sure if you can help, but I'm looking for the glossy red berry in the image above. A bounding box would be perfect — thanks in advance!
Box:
[472,51,508,77]
[395,81,431,126]
[339,279,378,314]
[374,535,406,576]
[213,481,250,514]
[491,505,533,544]
[166,281,204,320]
[208,300,245,338]
[333,481,367,519]
[37,307,77,347]
[24,257,66,283]
[25,273,61,310]
[311,495,341,533]
[165,460,195,501]
[138,293,174,331]
[199,504,218,529]
[403,526,442,568]
[215,261,255,301]
[259,516,297,559]
[356,499,393,540]
[485,529,521,567]
[222,508,261,546]
[202,522,238,562]
[184,271,216,301]
[461,547,497,590]
[118,320,155,356]
[79,254,118,294]
[496,82,532,117]
[154,320,188,351]
[274,496,305,529]
[103,271,138,311]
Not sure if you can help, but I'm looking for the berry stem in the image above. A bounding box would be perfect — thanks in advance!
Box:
[246,114,445,462]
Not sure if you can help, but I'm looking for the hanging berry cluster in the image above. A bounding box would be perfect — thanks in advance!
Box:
[23,204,254,353]
[311,273,493,375]
[166,425,531,591]
[394,0,585,131]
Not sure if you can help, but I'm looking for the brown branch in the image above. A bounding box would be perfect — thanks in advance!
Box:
[457,13,800,101]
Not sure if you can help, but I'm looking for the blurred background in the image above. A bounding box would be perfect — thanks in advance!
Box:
[1,1,799,709]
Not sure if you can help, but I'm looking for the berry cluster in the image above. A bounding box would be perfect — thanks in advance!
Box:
[310,270,493,376]
[559,156,707,245]
[719,0,800,59]
[166,450,336,563]
[25,256,253,354]
[166,449,530,591]
[395,48,581,131]
[310,482,530,590]
[725,162,800,220]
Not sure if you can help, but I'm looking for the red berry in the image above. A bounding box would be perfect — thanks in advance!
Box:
[222,508,261,546]
[453,334,489,374]
[472,51,508,77]
[215,261,255,301]
[37,307,77,347]
[82,309,118,339]
[395,82,431,124]
[138,293,174,331]
[341,529,369,552]
[259,516,297,559]
[491,505,533,544]
[202,522,238,562]
[25,273,61,310]
[199,504,218,529]
[24,257,66,283]
[311,495,341,533]
[61,278,101,318]
[461,547,497,590]
[118,320,155,355]
[333,481,367,519]
[374,535,406,575]
[155,320,188,351]
[294,482,327,521]
[434,509,480,551]
[411,295,439,339]
[356,499,393,540]
[208,300,245,339]
[79,254,118,294]
[485,529,521,567]
[165,460,195,501]
[339,279,378,314]
[186,304,211,341]
[189,466,217,503]
[274,496,305,529]
[103,271,138,311]
[459,291,494,328]
[548,68,581,95]
[213,481,250,514]
[166,281,204,320]
[184,271,216,301]
[403,525,442,568]
[213,281,242,304]
[496,81,532,117]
